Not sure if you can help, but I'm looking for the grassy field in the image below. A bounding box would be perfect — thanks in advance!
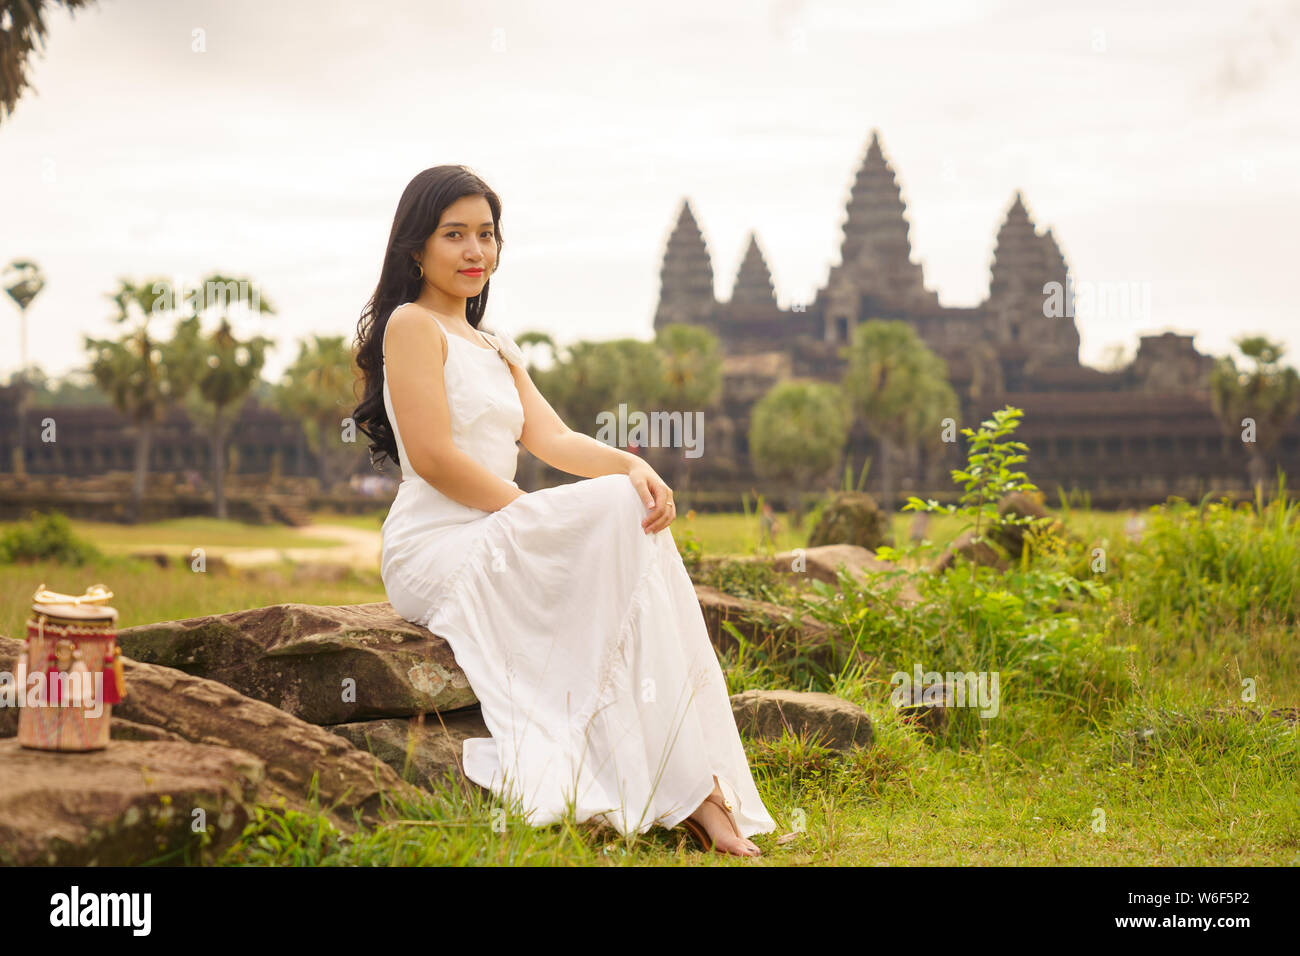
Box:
[1,494,1296,866]
[57,516,352,552]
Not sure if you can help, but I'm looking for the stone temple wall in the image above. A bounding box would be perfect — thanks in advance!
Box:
[650,131,1300,506]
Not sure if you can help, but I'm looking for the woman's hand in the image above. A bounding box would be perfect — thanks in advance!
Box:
[627,461,676,535]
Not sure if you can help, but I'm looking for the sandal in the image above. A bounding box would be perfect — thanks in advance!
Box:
[680,791,761,857]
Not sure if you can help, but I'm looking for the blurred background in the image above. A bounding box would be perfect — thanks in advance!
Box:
[1,0,1297,542]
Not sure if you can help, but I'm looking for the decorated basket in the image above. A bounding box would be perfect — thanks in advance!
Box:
[17,583,126,751]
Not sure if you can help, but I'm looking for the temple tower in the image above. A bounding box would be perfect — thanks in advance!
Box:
[985,191,1079,363]
[653,199,717,333]
[820,130,940,344]
[730,232,778,307]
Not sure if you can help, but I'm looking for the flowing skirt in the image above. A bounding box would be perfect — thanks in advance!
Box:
[383,472,777,839]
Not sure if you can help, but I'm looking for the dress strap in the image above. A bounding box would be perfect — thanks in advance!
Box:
[396,301,496,351]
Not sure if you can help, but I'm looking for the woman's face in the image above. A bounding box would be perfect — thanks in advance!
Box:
[413,194,498,302]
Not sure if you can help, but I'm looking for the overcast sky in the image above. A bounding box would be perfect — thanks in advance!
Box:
[2,0,1297,382]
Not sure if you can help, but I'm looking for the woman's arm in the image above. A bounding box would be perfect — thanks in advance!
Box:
[537,429,641,480]
[500,348,639,479]
[386,309,525,512]
[489,331,674,531]
[425,444,527,510]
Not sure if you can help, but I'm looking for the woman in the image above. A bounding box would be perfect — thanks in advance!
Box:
[352,164,776,857]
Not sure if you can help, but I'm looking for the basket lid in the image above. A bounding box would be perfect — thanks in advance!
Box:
[30,583,117,622]
[31,602,117,622]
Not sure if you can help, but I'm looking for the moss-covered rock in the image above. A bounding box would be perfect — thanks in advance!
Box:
[806,491,893,551]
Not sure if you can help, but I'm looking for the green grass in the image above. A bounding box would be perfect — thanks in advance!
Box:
[0,555,387,636]
[3,494,1297,866]
[0,514,352,554]
[676,506,1132,564]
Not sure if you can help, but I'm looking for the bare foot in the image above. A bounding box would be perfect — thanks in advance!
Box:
[688,777,761,857]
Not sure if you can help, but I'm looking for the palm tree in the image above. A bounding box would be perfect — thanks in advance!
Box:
[274,335,359,495]
[653,323,724,493]
[2,258,45,475]
[169,274,275,519]
[748,380,850,526]
[841,319,959,512]
[1209,335,1300,498]
[1,0,100,124]
[533,340,622,435]
[84,278,188,521]
[534,338,667,458]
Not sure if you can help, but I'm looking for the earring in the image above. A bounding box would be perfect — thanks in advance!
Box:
[411,260,424,280]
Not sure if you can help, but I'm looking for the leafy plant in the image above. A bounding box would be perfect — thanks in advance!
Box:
[675,522,703,575]
[901,406,1049,574]
[840,455,872,493]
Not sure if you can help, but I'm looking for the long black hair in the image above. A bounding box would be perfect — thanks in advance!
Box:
[352,164,504,473]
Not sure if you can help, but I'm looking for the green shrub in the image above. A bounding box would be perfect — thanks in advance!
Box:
[808,561,1130,726]
[0,510,103,566]
[793,405,1134,743]
[1120,492,1300,626]
[698,558,788,604]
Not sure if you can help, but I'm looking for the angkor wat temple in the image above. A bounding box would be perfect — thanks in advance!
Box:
[653,130,1299,507]
[4,131,1295,512]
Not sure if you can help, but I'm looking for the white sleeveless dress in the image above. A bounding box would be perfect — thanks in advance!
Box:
[379,305,777,840]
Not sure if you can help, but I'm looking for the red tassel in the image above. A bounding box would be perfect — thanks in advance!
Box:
[100,643,123,705]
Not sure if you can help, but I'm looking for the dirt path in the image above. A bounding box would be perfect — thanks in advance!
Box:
[279,523,382,568]
[126,523,382,569]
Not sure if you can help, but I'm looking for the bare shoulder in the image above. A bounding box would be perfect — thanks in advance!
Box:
[386,304,447,362]
[387,302,439,336]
